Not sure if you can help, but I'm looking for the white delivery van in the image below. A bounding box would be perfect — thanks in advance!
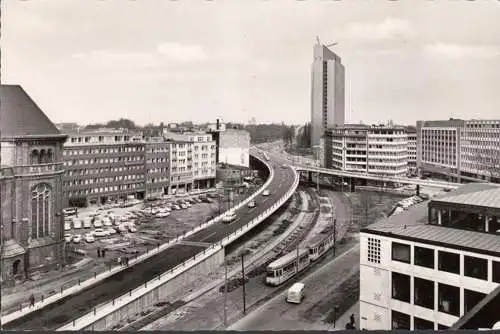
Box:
[286,282,305,304]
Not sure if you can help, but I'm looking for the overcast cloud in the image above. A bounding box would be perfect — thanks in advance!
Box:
[1,0,499,126]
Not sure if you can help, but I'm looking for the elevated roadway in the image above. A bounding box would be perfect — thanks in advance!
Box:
[254,147,461,190]
[3,150,297,330]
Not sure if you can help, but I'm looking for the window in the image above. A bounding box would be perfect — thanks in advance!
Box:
[414,317,434,330]
[367,238,381,264]
[464,289,487,313]
[414,246,434,269]
[31,183,52,239]
[438,283,460,316]
[493,261,500,283]
[438,251,460,274]
[392,242,410,263]
[414,277,434,309]
[392,272,410,303]
[464,256,488,280]
[391,310,410,330]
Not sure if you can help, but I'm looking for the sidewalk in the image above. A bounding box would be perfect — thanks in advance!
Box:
[332,302,360,331]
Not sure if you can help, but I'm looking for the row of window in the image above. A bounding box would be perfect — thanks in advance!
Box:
[146,158,168,164]
[64,146,144,155]
[392,272,488,317]
[392,310,448,330]
[66,183,143,197]
[65,156,144,166]
[391,242,500,282]
[64,174,145,186]
[65,166,143,176]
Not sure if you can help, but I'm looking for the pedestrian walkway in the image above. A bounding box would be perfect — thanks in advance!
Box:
[333,302,360,330]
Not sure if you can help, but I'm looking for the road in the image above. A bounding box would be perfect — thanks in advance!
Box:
[3,150,297,330]
[229,242,360,331]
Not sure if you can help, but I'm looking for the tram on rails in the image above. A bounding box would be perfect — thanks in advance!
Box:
[265,230,336,286]
[265,248,310,286]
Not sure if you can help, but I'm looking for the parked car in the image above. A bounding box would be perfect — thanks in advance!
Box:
[72,234,82,243]
[64,222,71,231]
[93,228,108,237]
[93,220,103,228]
[84,234,95,243]
[262,190,270,196]
[63,207,78,216]
[180,203,188,209]
[64,234,73,242]
[102,218,113,227]
[104,227,117,235]
[156,212,170,218]
[73,218,82,229]
[128,226,137,233]
[83,218,92,228]
[172,205,181,210]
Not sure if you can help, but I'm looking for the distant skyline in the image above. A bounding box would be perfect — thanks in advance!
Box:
[2,1,499,126]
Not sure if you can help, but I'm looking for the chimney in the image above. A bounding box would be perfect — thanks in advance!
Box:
[216,118,220,130]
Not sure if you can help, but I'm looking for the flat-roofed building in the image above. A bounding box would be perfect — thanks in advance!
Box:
[359,183,500,330]
[62,129,146,206]
[406,126,417,173]
[1,85,68,282]
[144,137,170,199]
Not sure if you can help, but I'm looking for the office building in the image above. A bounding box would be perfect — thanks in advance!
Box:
[218,129,250,168]
[62,129,146,206]
[1,85,68,282]
[359,183,500,330]
[406,126,417,173]
[324,124,408,178]
[310,40,345,147]
[144,137,170,199]
[417,119,500,183]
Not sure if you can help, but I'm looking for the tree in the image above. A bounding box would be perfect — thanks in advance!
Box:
[106,118,137,129]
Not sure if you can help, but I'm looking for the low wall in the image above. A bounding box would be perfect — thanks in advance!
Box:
[83,246,224,331]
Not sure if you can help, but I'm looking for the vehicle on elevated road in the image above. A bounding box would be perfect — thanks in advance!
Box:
[222,210,237,223]
[247,200,256,208]
[263,190,270,196]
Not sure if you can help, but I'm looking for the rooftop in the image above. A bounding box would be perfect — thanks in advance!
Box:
[430,182,500,211]
[361,201,500,257]
[0,85,63,139]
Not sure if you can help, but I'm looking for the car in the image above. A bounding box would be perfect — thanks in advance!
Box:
[102,219,113,227]
[163,206,172,212]
[64,234,73,242]
[222,211,237,223]
[84,234,95,243]
[104,227,117,235]
[63,207,78,216]
[73,219,82,229]
[83,218,92,228]
[262,190,270,196]
[128,226,137,233]
[156,212,170,218]
[281,164,288,169]
[64,222,71,231]
[180,203,188,209]
[93,220,103,228]
[72,234,82,243]
[93,228,108,237]
[172,205,181,210]
[247,200,256,208]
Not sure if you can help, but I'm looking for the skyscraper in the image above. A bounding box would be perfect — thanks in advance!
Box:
[310,40,345,147]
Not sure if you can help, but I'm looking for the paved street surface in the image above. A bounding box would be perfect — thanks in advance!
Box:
[3,152,296,330]
[228,243,360,331]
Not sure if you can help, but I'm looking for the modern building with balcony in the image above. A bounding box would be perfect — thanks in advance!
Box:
[61,129,146,206]
[1,85,68,283]
[359,182,500,330]
[164,131,216,192]
[324,124,408,181]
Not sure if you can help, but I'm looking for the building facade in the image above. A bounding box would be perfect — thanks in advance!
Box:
[406,127,417,173]
[144,137,170,199]
[359,183,500,330]
[61,129,146,206]
[417,119,500,183]
[310,41,345,147]
[218,129,250,168]
[324,124,408,178]
[164,131,217,192]
[1,85,68,283]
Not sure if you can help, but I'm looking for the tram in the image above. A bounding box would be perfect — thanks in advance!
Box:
[265,248,310,286]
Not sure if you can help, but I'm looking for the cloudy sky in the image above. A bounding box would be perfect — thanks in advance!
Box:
[2,0,499,126]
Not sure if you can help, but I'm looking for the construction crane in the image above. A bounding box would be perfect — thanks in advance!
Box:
[315,36,338,48]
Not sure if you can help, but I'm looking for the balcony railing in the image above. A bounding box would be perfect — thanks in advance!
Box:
[13,163,65,175]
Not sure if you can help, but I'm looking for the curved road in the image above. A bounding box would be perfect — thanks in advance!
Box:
[4,151,296,330]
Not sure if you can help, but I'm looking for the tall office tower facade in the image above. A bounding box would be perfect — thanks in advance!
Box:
[310,42,345,147]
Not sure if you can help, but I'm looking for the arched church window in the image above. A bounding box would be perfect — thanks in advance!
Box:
[31,183,52,238]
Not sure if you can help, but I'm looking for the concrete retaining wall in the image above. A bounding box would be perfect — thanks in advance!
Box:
[84,246,224,330]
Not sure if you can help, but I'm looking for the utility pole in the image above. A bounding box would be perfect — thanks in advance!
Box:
[241,254,246,315]
[296,246,300,272]
[316,172,320,192]
[333,218,337,257]
[224,254,228,328]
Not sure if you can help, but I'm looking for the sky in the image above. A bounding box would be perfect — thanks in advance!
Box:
[2,0,500,127]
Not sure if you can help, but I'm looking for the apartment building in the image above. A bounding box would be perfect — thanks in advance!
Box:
[62,129,146,206]
[144,137,170,199]
[359,183,500,330]
[417,118,500,183]
[163,131,217,192]
[324,124,408,178]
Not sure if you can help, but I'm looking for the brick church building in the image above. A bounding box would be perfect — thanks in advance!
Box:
[1,85,67,284]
